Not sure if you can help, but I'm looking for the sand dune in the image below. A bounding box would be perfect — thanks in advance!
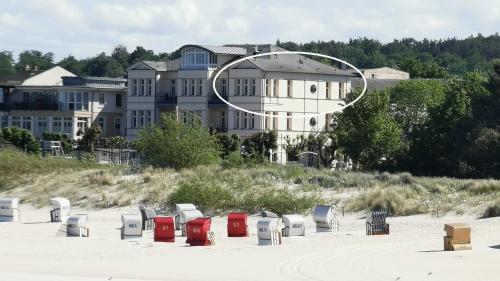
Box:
[0,205,499,281]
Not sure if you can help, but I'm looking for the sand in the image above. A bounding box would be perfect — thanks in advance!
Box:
[0,205,499,281]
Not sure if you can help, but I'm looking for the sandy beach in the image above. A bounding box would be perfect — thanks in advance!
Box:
[0,205,498,281]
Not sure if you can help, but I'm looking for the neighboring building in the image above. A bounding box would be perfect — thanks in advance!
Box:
[127,44,355,164]
[361,67,410,80]
[0,66,127,140]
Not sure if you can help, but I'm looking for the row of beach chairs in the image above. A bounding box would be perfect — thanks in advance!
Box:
[5,197,470,251]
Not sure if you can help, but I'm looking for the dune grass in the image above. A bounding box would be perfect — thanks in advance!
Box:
[2,148,500,217]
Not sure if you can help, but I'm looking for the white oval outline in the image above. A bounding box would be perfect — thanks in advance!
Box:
[212,51,367,119]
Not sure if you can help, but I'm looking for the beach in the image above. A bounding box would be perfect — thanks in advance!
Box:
[0,205,499,281]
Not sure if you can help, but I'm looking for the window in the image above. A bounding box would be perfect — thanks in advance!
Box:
[139,110,145,127]
[181,47,215,70]
[251,79,256,96]
[115,93,122,107]
[63,117,72,133]
[287,113,292,130]
[273,112,278,129]
[114,118,122,135]
[147,79,152,96]
[310,84,317,94]
[265,79,271,96]
[234,112,240,129]
[132,79,137,96]
[37,117,48,132]
[243,112,248,129]
[236,79,241,96]
[309,117,317,127]
[273,80,279,97]
[190,79,195,96]
[339,82,345,99]
[52,117,62,132]
[326,82,331,99]
[96,117,106,133]
[76,93,83,110]
[198,79,203,96]
[145,110,151,126]
[1,115,8,128]
[11,116,21,128]
[22,116,32,130]
[287,80,293,97]
[221,79,227,96]
[171,80,176,96]
[183,80,188,96]
[250,114,255,129]
[243,79,248,96]
[98,93,105,106]
[131,111,137,128]
[77,117,88,133]
[265,111,271,129]
[221,111,226,130]
[140,79,145,96]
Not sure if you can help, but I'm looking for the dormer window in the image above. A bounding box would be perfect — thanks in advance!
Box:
[181,47,217,70]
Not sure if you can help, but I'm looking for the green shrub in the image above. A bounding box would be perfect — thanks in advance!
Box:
[135,113,219,169]
[482,200,500,218]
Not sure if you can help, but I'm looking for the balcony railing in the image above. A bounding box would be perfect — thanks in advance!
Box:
[208,94,229,104]
[157,95,178,104]
[7,102,59,110]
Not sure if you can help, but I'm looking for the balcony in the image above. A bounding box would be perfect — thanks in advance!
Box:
[208,94,228,108]
[156,95,177,108]
[6,101,59,111]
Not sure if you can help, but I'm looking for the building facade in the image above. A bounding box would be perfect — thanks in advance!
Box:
[127,44,354,164]
[0,66,127,140]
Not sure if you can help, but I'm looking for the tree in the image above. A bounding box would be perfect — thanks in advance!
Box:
[336,89,402,169]
[58,55,86,75]
[407,72,489,176]
[241,131,278,161]
[128,46,157,64]
[135,113,219,169]
[389,79,446,152]
[82,53,124,77]
[78,123,102,153]
[398,57,450,78]
[15,50,54,71]
[0,51,14,75]
[1,127,40,154]
[214,133,240,158]
[111,45,130,71]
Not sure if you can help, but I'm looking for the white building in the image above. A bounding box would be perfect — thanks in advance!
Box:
[126,44,355,164]
[361,67,410,80]
[0,66,127,140]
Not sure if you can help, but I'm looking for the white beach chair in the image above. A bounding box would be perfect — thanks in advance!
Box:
[282,214,306,237]
[257,217,282,246]
[0,197,20,222]
[66,214,89,237]
[121,213,142,239]
[313,205,339,232]
[49,197,71,223]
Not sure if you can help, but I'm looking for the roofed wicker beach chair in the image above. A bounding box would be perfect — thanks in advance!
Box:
[139,206,156,231]
[366,209,390,235]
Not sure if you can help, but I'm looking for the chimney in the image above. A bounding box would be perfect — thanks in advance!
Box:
[253,45,260,55]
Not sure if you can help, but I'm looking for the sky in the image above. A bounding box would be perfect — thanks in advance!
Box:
[1,0,499,61]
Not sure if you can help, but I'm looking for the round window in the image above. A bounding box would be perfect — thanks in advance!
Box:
[310,84,317,94]
[309,117,317,127]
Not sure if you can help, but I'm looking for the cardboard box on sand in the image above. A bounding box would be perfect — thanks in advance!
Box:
[444,223,472,251]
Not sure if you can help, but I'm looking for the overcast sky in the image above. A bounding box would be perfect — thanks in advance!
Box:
[1,0,499,61]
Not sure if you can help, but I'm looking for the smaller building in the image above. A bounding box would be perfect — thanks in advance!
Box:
[0,66,127,140]
[361,67,410,80]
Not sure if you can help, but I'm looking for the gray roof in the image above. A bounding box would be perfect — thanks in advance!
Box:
[142,61,167,71]
[247,52,354,76]
[166,57,181,70]
[0,71,43,86]
[183,45,247,55]
[351,78,403,91]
